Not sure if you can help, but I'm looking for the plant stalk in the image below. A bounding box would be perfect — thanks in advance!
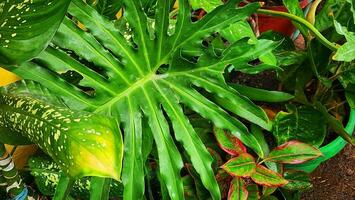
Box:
[257,9,339,51]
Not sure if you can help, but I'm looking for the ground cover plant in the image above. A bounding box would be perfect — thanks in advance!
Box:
[0,0,354,199]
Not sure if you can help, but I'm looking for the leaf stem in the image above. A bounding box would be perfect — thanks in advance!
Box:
[257,9,339,51]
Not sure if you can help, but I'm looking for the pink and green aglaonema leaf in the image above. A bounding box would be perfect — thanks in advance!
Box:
[250,165,288,187]
[262,141,322,164]
[221,153,256,177]
[228,178,248,200]
[214,127,247,156]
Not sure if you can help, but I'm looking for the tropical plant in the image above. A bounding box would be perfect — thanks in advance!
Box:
[2,0,281,199]
[214,127,321,200]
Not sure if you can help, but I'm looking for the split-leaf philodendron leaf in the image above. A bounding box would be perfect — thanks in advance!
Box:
[7,0,277,199]
[0,0,71,65]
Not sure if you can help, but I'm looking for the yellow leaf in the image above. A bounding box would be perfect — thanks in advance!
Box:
[0,68,21,86]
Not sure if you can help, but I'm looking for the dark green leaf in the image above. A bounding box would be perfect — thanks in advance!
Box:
[53,174,74,200]
[273,105,327,147]
[92,0,122,20]
[0,0,71,65]
[89,177,111,200]
[251,165,288,187]
[222,153,256,177]
[262,186,277,197]
[263,141,322,164]
[315,102,355,145]
[231,84,294,103]
[246,184,259,200]
[250,125,269,159]
[282,170,312,191]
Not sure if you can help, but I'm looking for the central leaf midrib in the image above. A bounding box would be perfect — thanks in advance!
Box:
[94,73,157,113]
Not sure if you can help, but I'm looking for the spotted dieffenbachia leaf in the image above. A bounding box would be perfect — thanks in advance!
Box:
[7,0,277,199]
[0,89,123,181]
[250,165,288,187]
[222,153,256,177]
[0,0,71,65]
[262,141,322,164]
[28,155,123,198]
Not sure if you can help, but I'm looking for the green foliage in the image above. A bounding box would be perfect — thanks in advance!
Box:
[282,170,313,191]
[0,83,123,181]
[263,141,322,164]
[213,127,246,156]
[28,155,123,199]
[0,0,70,65]
[333,20,355,62]
[5,0,280,199]
[273,105,327,147]
[215,129,319,199]
[188,0,223,12]
[250,165,288,187]
[228,178,248,200]
[222,153,256,177]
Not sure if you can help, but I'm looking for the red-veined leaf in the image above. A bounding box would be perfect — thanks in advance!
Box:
[214,127,247,156]
[251,165,288,187]
[262,141,322,164]
[221,153,256,177]
[228,178,248,200]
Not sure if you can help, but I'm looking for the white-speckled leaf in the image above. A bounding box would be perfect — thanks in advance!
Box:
[0,93,123,181]
[0,0,70,65]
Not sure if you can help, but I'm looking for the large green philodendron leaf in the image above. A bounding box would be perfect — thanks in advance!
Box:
[8,0,277,199]
[0,0,71,65]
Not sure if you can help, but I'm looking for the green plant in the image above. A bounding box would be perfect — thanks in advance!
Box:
[1,0,354,199]
[2,0,282,199]
[213,127,321,199]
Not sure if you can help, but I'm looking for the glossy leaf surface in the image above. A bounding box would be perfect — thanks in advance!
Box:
[263,141,322,164]
[0,91,123,180]
[7,0,277,199]
[273,105,327,147]
[214,127,246,156]
[0,0,71,65]
[222,153,256,177]
[250,165,288,187]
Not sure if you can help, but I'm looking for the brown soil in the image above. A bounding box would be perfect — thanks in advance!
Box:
[301,145,355,200]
